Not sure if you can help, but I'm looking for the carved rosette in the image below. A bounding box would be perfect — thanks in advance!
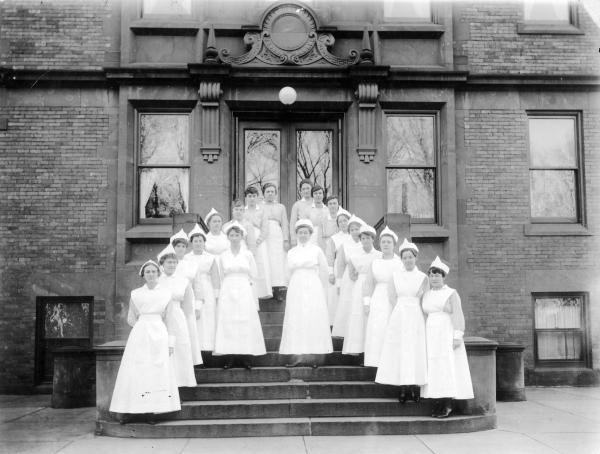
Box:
[198,82,222,163]
[219,4,359,67]
[356,83,379,163]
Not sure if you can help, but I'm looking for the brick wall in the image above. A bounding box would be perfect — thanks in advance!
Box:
[454,1,600,75]
[0,0,113,70]
[0,106,112,391]
[461,107,600,366]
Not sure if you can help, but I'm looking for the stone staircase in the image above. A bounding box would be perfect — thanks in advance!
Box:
[96,296,496,437]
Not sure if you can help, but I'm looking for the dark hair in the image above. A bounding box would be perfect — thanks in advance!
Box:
[428,267,446,278]
[245,186,260,197]
[326,194,339,204]
[295,224,314,234]
[190,231,206,241]
[140,261,160,277]
[231,198,245,208]
[311,185,324,197]
[400,248,417,259]
[226,225,244,236]
[336,213,350,227]
[359,231,376,239]
[298,179,312,191]
[158,253,178,265]
[171,238,188,247]
[262,182,277,194]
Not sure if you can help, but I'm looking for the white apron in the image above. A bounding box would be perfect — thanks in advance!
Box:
[332,238,362,337]
[266,219,287,287]
[422,286,474,399]
[185,251,217,351]
[174,260,202,365]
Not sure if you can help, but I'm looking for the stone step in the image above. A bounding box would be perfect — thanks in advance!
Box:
[261,324,282,338]
[194,366,377,383]
[176,398,432,420]
[202,352,362,368]
[259,311,285,325]
[262,337,344,352]
[179,381,397,401]
[259,299,286,312]
[96,414,497,438]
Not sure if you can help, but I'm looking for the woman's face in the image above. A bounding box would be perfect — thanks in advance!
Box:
[143,264,160,285]
[326,197,338,214]
[349,223,361,240]
[209,215,222,233]
[232,205,244,220]
[228,229,242,246]
[264,186,277,202]
[401,250,417,270]
[246,192,258,207]
[337,215,349,233]
[429,269,445,288]
[380,236,394,254]
[300,183,312,199]
[162,257,178,275]
[296,226,312,243]
[191,235,205,253]
[174,242,187,258]
[313,189,324,204]
[360,233,374,250]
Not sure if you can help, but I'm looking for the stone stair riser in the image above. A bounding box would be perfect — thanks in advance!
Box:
[202,352,363,368]
[194,367,376,383]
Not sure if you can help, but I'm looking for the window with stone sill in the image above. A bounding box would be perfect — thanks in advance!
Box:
[533,293,590,367]
[383,0,432,22]
[527,113,583,224]
[137,112,191,224]
[519,0,582,34]
[142,0,192,16]
[385,114,438,224]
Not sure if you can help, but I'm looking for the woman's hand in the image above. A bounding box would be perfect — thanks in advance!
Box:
[283,240,290,251]
[328,274,335,285]
[453,338,462,349]
[169,346,174,356]
[350,269,358,281]
[363,305,370,315]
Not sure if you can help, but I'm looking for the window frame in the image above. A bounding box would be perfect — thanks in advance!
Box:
[384,111,440,225]
[380,0,435,23]
[518,0,582,35]
[527,111,584,225]
[532,292,591,368]
[134,108,193,225]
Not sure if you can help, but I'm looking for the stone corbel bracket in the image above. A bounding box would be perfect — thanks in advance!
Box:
[356,83,379,163]
[198,81,222,163]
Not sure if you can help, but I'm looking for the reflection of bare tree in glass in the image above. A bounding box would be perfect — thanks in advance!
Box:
[296,130,332,199]
[387,117,435,217]
[246,131,280,191]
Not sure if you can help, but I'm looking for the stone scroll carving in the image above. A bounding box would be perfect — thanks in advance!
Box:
[356,83,379,163]
[219,3,359,67]
[198,82,221,163]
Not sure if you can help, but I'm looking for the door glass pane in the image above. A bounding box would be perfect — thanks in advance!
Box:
[245,130,281,195]
[387,116,435,166]
[140,168,189,219]
[387,168,435,220]
[529,118,576,168]
[296,130,332,199]
[530,170,576,219]
[139,114,189,165]
[535,296,582,329]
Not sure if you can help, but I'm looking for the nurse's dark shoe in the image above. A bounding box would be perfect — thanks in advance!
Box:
[436,399,453,418]
[411,386,421,403]
[431,399,442,417]
[398,386,407,404]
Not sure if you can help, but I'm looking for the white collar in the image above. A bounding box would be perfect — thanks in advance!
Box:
[245,204,260,210]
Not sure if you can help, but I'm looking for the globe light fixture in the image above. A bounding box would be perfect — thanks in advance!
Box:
[278,86,297,105]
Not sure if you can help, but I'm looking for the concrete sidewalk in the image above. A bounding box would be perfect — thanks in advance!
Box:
[1,387,599,454]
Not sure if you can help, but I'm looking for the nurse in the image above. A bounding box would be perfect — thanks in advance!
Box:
[244,186,273,299]
[158,244,198,386]
[422,257,474,418]
[204,208,229,255]
[362,227,403,368]
[307,185,328,251]
[261,182,289,292]
[279,219,333,367]
[184,224,220,353]
[214,221,267,369]
[289,179,313,246]
[325,208,350,325]
[375,239,428,404]
[109,260,180,423]
[342,223,381,357]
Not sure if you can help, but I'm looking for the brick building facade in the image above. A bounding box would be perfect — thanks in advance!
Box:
[0,0,598,392]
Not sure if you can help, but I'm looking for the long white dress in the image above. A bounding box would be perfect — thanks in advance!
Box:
[422,285,474,399]
[332,237,363,337]
[109,284,181,414]
[363,255,403,367]
[205,231,229,255]
[245,206,273,298]
[325,231,349,324]
[262,201,289,287]
[185,251,219,351]
[375,267,428,385]
[308,203,328,251]
[342,248,382,354]
[214,249,267,356]
[174,259,202,365]
[279,243,333,354]
[159,273,198,386]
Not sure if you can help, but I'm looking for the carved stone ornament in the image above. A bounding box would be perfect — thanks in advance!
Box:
[198,81,222,163]
[219,3,359,66]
